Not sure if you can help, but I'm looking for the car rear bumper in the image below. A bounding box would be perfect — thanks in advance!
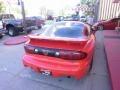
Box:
[23,54,91,79]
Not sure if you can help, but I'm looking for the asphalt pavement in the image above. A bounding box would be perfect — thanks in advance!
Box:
[0,30,112,90]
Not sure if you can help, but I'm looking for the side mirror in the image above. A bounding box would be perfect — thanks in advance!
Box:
[90,26,97,35]
[91,29,96,35]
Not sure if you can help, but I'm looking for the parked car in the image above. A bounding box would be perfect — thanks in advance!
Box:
[92,17,120,30]
[64,16,73,21]
[26,16,45,29]
[23,21,95,79]
[47,15,54,20]
[0,30,4,39]
[80,16,87,22]
[56,16,64,22]
[0,14,35,36]
[64,15,79,21]
[71,14,80,21]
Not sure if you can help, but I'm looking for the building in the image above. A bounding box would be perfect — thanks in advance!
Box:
[97,0,120,20]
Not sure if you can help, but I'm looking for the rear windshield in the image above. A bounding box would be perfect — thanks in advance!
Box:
[41,23,85,38]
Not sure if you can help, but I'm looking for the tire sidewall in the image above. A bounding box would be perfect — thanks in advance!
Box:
[8,27,18,36]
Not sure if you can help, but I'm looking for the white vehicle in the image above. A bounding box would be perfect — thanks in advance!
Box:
[0,20,3,29]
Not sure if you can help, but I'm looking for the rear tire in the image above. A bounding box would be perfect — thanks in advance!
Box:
[8,27,19,36]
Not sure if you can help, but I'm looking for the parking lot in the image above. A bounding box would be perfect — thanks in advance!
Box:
[0,30,112,90]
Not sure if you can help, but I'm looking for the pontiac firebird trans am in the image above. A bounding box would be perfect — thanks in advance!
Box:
[23,21,95,79]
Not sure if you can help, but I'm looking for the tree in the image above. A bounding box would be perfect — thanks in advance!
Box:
[81,0,96,4]
[59,9,65,16]
[0,1,5,13]
[80,0,96,16]
[39,7,47,16]
[81,0,88,4]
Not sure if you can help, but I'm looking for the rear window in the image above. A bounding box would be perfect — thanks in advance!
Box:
[41,23,85,38]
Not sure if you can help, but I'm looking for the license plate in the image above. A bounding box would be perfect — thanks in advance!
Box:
[41,69,51,76]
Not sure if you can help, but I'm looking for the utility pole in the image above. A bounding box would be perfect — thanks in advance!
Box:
[18,0,26,29]
[94,0,100,22]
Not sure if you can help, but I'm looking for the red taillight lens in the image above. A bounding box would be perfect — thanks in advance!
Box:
[24,45,34,53]
[24,45,87,60]
[59,51,87,60]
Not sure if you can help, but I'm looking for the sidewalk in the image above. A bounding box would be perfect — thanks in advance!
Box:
[103,30,120,90]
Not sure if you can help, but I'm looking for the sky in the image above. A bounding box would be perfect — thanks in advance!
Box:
[23,0,80,16]
[3,0,80,17]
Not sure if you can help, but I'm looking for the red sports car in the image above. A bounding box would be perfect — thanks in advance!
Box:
[93,17,120,30]
[23,21,95,79]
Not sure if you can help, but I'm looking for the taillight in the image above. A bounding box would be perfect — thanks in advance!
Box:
[59,51,87,60]
[24,45,34,53]
[24,45,87,60]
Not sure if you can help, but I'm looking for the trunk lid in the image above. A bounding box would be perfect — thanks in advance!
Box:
[28,35,88,51]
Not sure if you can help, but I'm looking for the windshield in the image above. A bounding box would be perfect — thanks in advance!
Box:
[0,14,15,20]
